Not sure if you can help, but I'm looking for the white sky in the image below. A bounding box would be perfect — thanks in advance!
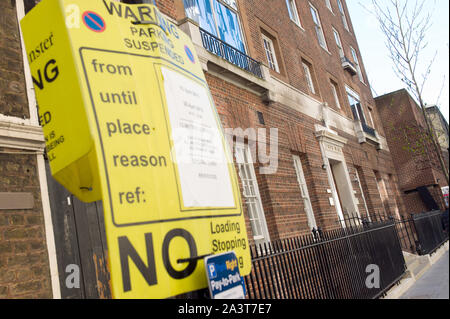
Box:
[346,0,449,122]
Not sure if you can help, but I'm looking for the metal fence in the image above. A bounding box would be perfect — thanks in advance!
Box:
[244,219,406,299]
[393,216,419,254]
[392,210,448,255]
[199,28,263,79]
[412,210,449,255]
[362,122,376,137]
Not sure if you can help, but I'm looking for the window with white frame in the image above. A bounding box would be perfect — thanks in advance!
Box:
[310,4,327,50]
[292,155,317,230]
[235,144,270,244]
[183,0,246,52]
[333,28,344,58]
[221,0,237,10]
[286,0,302,27]
[350,46,364,83]
[346,87,367,124]
[355,168,371,222]
[262,34,280,72]
[337,0,349,31]
[367,107,375,127]
[302,61,316,95]
[330,79,341,109]
[375,174,389,217]
[325,0,333,12]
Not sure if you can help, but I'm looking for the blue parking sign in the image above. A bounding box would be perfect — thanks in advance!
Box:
[204,251,246,299]
[208,263,217,279]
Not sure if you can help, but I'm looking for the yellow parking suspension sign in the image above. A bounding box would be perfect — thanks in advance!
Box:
[21,0,251,298]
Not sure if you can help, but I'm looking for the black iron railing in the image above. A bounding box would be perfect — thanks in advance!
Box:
[391,210,448,255]
[341,56,356,67]
[362,122,376,137]
[412,210,449,255]
[199,28,263,79]
[349,104,376,137]
[393,216,419,254]
[244,218,405,299]
[349,105,377,138]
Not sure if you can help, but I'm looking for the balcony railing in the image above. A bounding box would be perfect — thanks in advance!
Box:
[362,122,376,137]
[350,104,377,138]
[341,56,357,76]
[199,28,263,79]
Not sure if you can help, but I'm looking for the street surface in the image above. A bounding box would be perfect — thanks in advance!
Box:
[401,250,449,299]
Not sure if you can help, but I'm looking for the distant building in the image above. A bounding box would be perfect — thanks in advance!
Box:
[375,89,448,214]
[425,105,449,172]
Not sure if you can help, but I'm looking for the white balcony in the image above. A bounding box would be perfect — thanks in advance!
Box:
[341,56,357,76]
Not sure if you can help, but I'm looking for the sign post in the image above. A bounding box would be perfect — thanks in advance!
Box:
[21,0,251,298]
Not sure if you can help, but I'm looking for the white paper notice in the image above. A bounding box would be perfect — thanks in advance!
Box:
[162,67,235,208]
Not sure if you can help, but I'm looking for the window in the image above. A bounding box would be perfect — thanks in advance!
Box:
[220,0,237,10]
[333,28,344,58]
[355,168,371,222]
[346,87,366,123]
[350,46,364,82]
[367,107,375,127]
[337,0,349,31]
[330,79,341,109]
[235,144,270,244]
[262,34,280,72]
[310,4,327,50]
[325,0,333,12]
[184,0,246,52]
[257,111,265,125]
[375,172,389,217]
[286,0,302,27]
[302,61,316,94]
[293,155,317,230]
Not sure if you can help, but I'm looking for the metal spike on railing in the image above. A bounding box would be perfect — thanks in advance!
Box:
[312,227,317,238]
[317,227,323,240]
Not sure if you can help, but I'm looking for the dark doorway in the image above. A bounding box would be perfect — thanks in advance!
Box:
[45,162,111,299]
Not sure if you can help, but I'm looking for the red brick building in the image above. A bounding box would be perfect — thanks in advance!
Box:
[176,0,405,240]
[375,89,449,214]
[1,0,407,298]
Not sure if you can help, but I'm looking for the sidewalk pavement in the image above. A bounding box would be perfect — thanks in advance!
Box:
[400,250,449,299]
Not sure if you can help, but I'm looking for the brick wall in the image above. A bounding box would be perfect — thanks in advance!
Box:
[206,70,402,242]
[0,149,52,298]
[154,0,177,19]
[0,0,53,298]
[236,0,384,136]
[376,89,449,214]
[0,0,30,118]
